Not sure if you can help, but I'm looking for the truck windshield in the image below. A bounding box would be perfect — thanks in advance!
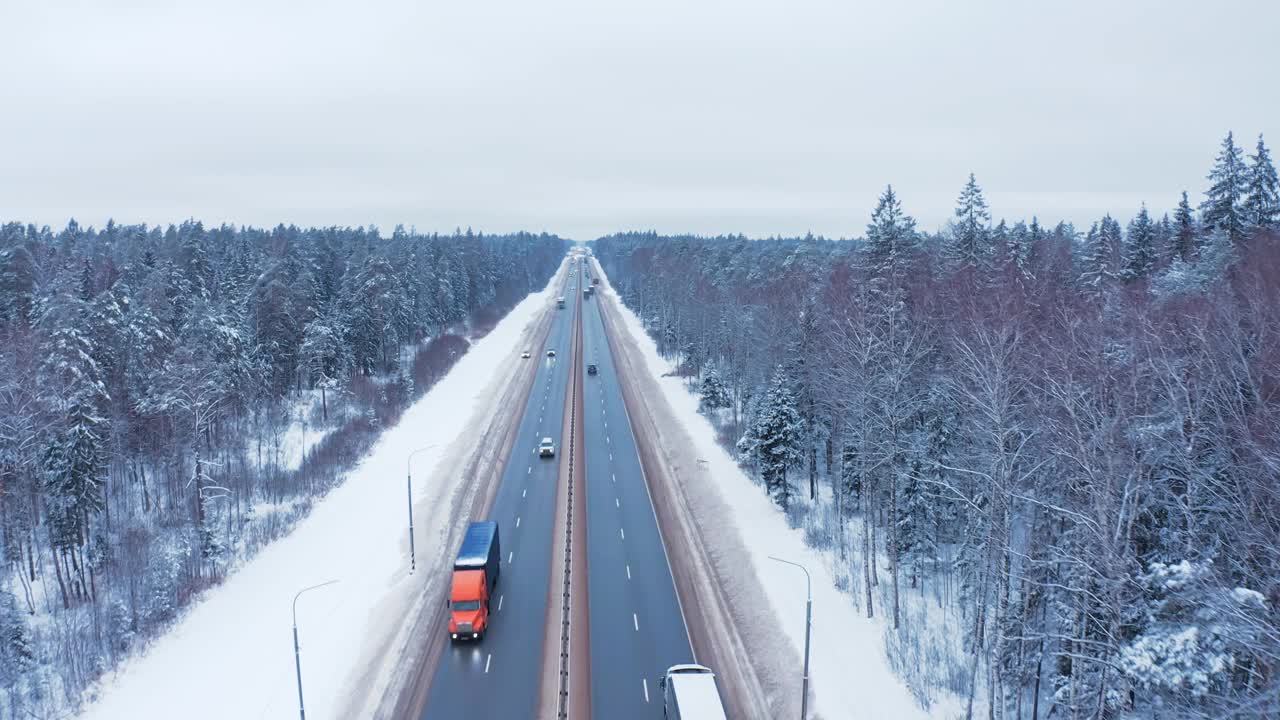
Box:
[453,600,481,612]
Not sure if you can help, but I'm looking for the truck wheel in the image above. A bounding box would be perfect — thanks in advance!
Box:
[477,628,486,641]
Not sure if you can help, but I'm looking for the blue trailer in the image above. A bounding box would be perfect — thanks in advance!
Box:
[454,521,501,595]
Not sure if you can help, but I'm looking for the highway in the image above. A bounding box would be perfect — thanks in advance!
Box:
[418,266,580,719]
[417,255,695,719]
[580,267,695,717]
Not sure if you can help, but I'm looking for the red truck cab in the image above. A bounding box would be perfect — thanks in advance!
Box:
[449,570,489,640]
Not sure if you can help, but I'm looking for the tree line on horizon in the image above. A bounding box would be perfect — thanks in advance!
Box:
[0,219,566,714]
[594,131,1279,720]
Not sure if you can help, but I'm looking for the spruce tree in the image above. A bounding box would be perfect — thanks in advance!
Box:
[946,173,992,273]
[1080,219,1117,290]
[750,368,804,509]
[1008,221,1030,283]
[0,588,35,695]
[1243,133,1279,234]
[38,317,109,555]
[864,185,917,278]
[991,219,1012,277]
[1122,205,1157,281]
[1201,131,1247,246]
[699,368,731,411]
[1172,191,1198,262]
[1022,217,1042,281]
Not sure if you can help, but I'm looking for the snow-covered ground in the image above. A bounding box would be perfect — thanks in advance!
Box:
[598,274,964,720]
[248,407,334,473]
[79,264,564,720]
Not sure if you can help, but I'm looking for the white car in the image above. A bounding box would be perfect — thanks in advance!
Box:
[546,349,556,357]
[521,350,531,359]
[538,438,555,457]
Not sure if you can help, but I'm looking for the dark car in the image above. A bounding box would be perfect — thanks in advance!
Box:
[587,363,598,375]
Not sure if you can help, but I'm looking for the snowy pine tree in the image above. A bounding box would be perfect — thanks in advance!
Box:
[946,173,992,273]
[864,184,918,279]
[742,368,804,509]
[1122,204,1157,281]
[1201,131,1248,246]
[1079,220,1115,290]
[698,368,731,412]
[1171,191,1198,263]
[1243,133,1279,235]
[0,588,35,701]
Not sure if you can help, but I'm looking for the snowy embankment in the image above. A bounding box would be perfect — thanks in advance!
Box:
[80,264,563,720]
[599,273,959,720]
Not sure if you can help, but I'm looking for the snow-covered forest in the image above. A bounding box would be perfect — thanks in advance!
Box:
[595,132,1280,719]
[0,220,565,715]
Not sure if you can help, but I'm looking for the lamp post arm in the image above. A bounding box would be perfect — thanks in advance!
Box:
[293,579,340,626]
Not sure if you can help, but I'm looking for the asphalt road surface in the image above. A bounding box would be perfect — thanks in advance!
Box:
[581,281,695,718]
[419,269,581,719]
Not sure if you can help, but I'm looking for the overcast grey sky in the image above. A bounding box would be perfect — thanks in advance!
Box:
[2,0,1277,241]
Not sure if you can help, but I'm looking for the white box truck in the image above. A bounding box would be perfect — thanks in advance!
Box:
[661,664,727,720]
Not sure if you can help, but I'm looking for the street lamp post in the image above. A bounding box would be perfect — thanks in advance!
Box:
[769,556,812,720]
[292,579,339,720]
[406,445,437,574]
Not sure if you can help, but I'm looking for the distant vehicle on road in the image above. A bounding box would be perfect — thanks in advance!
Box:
[547,349,556,357]
[521,350,531,359]
[557,296,566,308]
[661,665,727,720]
[583,286,592,298]
[591,277,599,287]
[538,438,556,457]
[449,522,501,642]
[587,363,598,375]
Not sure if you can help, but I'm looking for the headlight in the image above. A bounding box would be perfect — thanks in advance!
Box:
[452,634,458,639]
